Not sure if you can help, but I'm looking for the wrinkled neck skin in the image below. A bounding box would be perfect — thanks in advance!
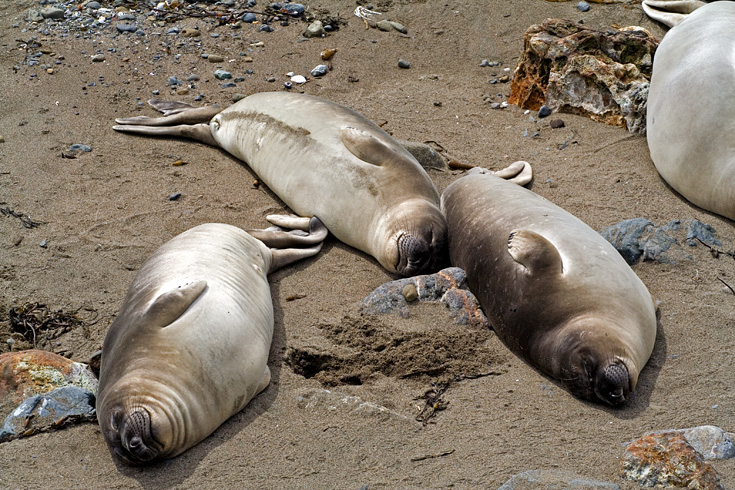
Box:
[370,198,448,276]
[98,374,191,465]
[532,315,641,406]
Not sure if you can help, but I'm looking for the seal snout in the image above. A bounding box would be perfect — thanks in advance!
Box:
[594,362,631,406]
[116,408,162,464]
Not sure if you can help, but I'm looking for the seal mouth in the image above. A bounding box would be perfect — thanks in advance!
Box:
[593,362,631,406]
[396,227,447,277]
[114,408,164,465]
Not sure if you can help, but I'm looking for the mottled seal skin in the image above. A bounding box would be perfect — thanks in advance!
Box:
[97,218,325,464]
[646,1,735,220]
[441,174,657,406]
[113,92,448,277]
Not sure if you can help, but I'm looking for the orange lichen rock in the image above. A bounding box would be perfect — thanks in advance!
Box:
[509,19,658,133]
[621,430,724,489]
[0,349,98,406]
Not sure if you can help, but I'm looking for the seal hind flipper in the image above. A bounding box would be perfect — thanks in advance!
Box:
[115,103,222,126]
[247,216,328,251]
[492,161,533,186]
[642,0,706,27]
[112,123,218,147]
[507,229,563,275]
[146,279,207,328]
[339,126,413,167]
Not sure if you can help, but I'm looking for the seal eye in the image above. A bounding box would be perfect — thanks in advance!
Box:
[211,119,220,132]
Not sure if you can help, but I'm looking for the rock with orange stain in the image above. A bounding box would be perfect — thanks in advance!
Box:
[508,19,658,134]
[0,349,98,409]
[361,267,488,327]
[621,430,724,489]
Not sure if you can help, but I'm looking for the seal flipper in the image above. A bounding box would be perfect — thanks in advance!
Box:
[112,123,218,147]
[146,280,207,328]
[247,216,328,250]
[641,0,706,27]
[507,229,563,275]
[339,126,414,166]
[115,102,222,126]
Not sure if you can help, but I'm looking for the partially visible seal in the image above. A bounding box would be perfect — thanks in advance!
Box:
[97,216,326,464]
[641,0,707,27]
[441,174,657,405]
[113,92,449,276]
[645,1,735,220]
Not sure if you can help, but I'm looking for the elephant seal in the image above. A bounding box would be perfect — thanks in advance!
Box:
[646,1,735,220]
[97,216,326,464]
[441,174,657,406]
[112,92,447,276]
[113,93,531,276]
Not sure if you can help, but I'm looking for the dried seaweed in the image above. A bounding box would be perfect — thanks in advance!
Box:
[0,206,42,229]
[8,303,97,349]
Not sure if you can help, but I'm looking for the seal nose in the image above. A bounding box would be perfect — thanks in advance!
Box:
[595,363,630,406]
[118,409,161,463]
[397,234,431,276]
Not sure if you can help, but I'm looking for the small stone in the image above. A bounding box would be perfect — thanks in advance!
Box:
[490,102,503,110]
[480,59,489,67]
[39,240,47,248]
[577,1,591,12]
[402,284,418,302]
[69,144,92,153]
[207,54,225,63]
[538,105,551,118]
[290,75,306,84]
[46,68,54,75]
[376,20,393,32]
[221,82,237,88]
[166,27,179,35]
[303,20,325,38]
[182,28,200,37]
[116,23,137,33]
[278,3,305,16]
[550,119,565,128]
[40,6,65,19]
[311,64,328,77]
[388,21,407,33]
[399,140,447,170]
[168,192,181,201]
[498,74,510,83]
[233,93,248,102]
[259,25,273,32]
[397,59,410,69]
[167,76,181,86]
[284,81,293,89]
[86,1,101,9]
[0,135,4,143]
[90,54,105,62]
[241,12,257,23]
[186,74,200,82]
[214,69,232,80]
[176,87,189,95]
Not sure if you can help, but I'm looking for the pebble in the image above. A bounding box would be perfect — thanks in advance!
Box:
[388,21,407,34]
[186,74,200,82]
[0,386,96,442]
[86,1,100,9]
[259,25,273,32]
[397,59,410,69]
[0,135,5,143]
[538,105,551,118]
[290,74,306,84]
[376,20,393,32]
[303,20,325,38]
[115,23,137,33]
[207,54,225,63]
[402,284,418,302]
[90,54,105,62]
[241,13,256,23]
[311,64,328,77]
[550,118,565,129]
[321,48,338,60]
[577,1,591,12]
[166,27,179,35]
[168,192,181,201]
[68,143,92,152]
[214,69,232,80]
[277,3,305,16]
[182,28,200,37]
[398,140,447,170]
[166,76,181,86]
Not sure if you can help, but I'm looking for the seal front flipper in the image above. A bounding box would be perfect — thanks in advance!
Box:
[112,123,218,147]
[145,280,207,328]
[339,126,414,166]
[507,229,563,276]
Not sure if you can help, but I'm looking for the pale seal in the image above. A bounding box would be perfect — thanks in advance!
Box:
[97,216,326,464]
[441,173,658,405]
[112,92,450,276]
[645,1,735,220]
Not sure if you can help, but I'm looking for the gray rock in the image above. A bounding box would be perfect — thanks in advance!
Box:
[376,20,393,32]
[398,140,448,170]
[25,9,44,22]
[361,267,487,327]
[388,21,407,34]
[538,105,551,118]
[0,387,96,443]
[303,20,325,38]
[681,426,735,460]
[577,1,591,12]
[68,143,92,153]
[91,54,105,62]
[497,469,619,489]
[242,12,256,23]
[207,54,225,63]
[311,64,328,77]
[599,218,720,265]
[398,59,410,69]
[86,1,101,10]
[214,69,232,80]
[40,6,65,19]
